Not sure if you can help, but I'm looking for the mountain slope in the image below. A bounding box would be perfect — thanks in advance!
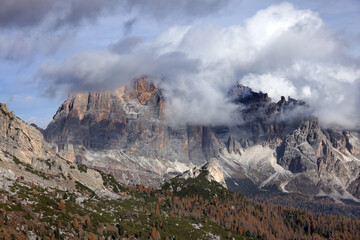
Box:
[43,79,360,204]
[1,104,360,239]
[0,103,121,197]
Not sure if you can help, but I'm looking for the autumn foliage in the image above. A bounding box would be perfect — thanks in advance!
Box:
[129,183,360,240]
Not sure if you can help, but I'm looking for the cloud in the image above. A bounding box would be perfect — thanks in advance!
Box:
[0,0,230,30]
[126,0,231,21]
[0,0,118,29]
[108,37,143,54]
[0,0,231,61]
[37,2,360,128]
[38,48,200,96]
[123,18,137,36]
[0,0,55,28]
[0,30,70,60]
[241,63,360,129]
[51,0,120,30]
[0,0,116,60]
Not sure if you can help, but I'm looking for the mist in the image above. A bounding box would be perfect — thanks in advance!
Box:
[37,3,360,129]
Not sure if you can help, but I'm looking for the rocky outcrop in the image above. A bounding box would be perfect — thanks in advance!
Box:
[273,117,360,198]
[0,103,117,197]
[179,158,227,188]
[203,158,227,188]
[0,103,51,164]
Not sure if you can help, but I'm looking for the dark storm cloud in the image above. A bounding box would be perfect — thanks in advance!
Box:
[0,0,55,28]
[0,0,230,30]
[0,0,118,29]
[126,0,231,20]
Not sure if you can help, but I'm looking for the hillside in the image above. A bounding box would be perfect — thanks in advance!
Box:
[0,103,359,239]
[1,165,360,239]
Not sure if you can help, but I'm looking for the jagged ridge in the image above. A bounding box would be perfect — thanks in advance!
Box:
[43,79,360,206]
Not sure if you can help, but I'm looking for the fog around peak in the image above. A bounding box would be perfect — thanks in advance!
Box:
[37,3,360,128]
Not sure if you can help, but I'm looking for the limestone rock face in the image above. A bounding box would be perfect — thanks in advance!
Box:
[0,103,52,164]
[273,117,360,198]
[179,166,202,180]
[179,158,227,188]
[44,79,216,186]
[0,103,115,197]
[203,158,227,188]
[43,80,360,203]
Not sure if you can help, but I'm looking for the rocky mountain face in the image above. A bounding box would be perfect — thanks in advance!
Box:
[1,102,360,239]
[44,79,360,203]
[0,103,119,197]
[178,158,227,188]
[1,103,51,165]
[45,78,214,186]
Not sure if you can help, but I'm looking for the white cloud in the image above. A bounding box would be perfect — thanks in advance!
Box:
[241,73,297,99]
[37,2,360,128]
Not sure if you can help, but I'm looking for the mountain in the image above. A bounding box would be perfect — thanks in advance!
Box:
[43,79,360,205]
[44,78,212,186]
[1,102,360,239]
[0,102,121,198]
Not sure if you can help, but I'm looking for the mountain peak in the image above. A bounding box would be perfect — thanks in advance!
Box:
[0,103,13,117]
[133,77,157,104]
[43,80,360,204]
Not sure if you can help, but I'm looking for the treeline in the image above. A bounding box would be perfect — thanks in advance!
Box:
[128,182,360,240]
[1,172,360,239]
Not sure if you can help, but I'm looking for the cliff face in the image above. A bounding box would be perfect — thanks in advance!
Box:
[44,79,360,203]
[0,103,118,196]
[44,78,217,186]
[0,103,52,164]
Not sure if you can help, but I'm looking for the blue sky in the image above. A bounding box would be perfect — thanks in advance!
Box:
[0,0,359,128]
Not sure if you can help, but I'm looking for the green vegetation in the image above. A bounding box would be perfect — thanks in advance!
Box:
[75,181,96,197]
[98,170,126,193]
[12,156,21,165]
[25,165,50,180]
[228,178,360,218]
[162,170,229,200]
[77,164,88,173]
[12,156,50,180]
[0,165,360,239]
[0,179,251,239]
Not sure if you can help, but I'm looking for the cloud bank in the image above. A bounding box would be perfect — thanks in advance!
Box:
[0,0,230,29]
[0,0,230,60]
[37,3,360,128]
